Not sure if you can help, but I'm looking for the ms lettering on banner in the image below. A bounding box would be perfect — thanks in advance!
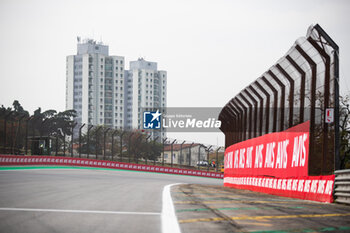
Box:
[224,121,310,178]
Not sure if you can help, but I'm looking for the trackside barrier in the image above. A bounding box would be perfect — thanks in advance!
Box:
[224,175,335,203]
[334,169,350,205]
[0,155,224,179]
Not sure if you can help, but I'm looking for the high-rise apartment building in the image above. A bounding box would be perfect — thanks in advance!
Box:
[66,39,166,140]
[66,39,125,132]
[124,58,167,140]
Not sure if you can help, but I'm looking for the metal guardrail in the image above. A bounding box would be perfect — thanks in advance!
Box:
[334,169,350,204]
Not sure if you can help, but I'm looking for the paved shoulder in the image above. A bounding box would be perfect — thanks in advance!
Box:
[172,184,350,233]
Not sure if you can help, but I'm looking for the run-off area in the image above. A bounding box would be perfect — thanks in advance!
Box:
[173,184,350,233]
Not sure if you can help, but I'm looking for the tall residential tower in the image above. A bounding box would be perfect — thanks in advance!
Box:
[66,39,125,131]
[124,58,167,140]
[66,39,166,140]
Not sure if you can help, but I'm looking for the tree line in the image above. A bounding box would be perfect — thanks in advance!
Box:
[0,100,163,163]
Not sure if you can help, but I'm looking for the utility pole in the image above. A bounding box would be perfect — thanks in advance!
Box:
[162,137,167,166]
[170,139,177,167]
[111,130,118,161]
[180,140,186,167]
[78,123,85,158]
[103,128,110,160]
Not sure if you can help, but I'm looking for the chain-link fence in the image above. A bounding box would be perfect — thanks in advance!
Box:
[0,117,224,172]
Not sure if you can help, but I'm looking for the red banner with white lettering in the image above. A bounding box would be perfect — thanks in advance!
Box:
[224,121,336,203]
[224,175,334,203]
[224,121,310,178]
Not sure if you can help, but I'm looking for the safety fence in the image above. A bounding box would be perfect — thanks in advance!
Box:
[0,155,224,179]
[220,24,341,203]
[219,24,340,175]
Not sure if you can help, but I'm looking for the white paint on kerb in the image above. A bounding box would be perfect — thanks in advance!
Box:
[162,183,182,233]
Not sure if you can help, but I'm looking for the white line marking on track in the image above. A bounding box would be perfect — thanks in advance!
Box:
[162,183,182,233]
[0,207,160,216]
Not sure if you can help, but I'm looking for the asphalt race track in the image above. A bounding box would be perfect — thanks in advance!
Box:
[0,167,222,233]
[2,167,350,233]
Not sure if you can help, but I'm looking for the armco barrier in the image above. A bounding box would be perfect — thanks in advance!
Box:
[334,169,350,205]
[0,155,224,179]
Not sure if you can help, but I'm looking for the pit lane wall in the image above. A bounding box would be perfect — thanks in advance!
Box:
[224,121,335,203]
[0,155,224,179]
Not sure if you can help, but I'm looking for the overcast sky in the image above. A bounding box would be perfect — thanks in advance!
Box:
[0,0,349,146]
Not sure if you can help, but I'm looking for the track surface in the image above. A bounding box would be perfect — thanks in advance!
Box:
[0,167,221,233]
[2,167,350,233]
